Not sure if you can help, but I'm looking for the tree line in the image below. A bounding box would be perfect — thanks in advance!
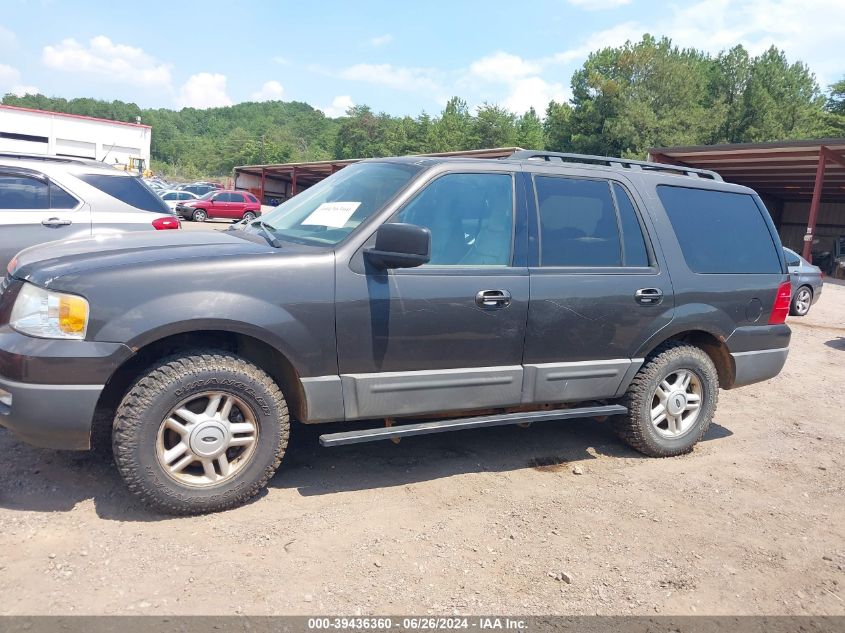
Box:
[3,35,844,178]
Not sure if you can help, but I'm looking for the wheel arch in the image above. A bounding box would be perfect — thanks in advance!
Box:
[637,328,735,389]
[92,328,307,447]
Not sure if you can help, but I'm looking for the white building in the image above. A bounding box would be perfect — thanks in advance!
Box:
[0,104,151,168]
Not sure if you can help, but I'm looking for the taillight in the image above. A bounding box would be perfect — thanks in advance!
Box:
[152,216,180,230]
[768,281,792,325]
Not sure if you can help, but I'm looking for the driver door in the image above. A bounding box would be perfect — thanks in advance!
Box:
[334,170,530,420]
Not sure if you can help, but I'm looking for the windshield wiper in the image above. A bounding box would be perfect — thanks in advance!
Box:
[251,219,282,248]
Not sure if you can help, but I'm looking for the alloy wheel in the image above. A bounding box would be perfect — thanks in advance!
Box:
[650,369,702,438]
[155,391,259,487]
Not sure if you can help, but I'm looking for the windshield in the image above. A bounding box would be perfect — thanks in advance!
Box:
[256,162,421,245]
[199,191,216,200]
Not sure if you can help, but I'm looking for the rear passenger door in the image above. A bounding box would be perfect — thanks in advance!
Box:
[228,192,246,219]
[0,170,90,271]
[523,172,674,404]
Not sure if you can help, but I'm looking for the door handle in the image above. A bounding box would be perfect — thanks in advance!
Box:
[634,288,663,305]
[475,289,511,309]
[41,217,72,227]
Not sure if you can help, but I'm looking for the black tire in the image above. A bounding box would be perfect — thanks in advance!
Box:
[192,209,208,222]
[615,342,718,457]
[242,211,256,223]
[112,351,289,515]
[789,285,812,316]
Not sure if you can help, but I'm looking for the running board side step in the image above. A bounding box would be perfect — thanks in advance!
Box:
[319,404,627,447]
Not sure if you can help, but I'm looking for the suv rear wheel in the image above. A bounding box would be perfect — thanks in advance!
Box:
[112,351,289,514]
[242,211,256,223]
[615,342,718,457]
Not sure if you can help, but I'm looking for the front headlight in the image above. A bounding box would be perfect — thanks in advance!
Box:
[9,284,89,340]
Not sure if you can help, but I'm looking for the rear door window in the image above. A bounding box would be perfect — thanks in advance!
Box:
[657,185,781,274]
[0,174,49,209]
[535,176,621,267]
[229,192,245,203]
[79,174,170,213]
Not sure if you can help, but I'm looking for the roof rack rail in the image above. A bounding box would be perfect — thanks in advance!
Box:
[508,150,722,181]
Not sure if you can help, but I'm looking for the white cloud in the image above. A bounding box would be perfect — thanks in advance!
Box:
[43,36,171,87]
[567,0,632,8]
[0,24,16,50]
[552,0,845,86]
[465,52,568,114]
[320,95,354,117]
[272,55,291,66]
[370,34,393,47]
[177,73,232,109]
[250,80,285,102]
[469,52,542,82]
[338,63,442,95]
[0,64,38,97]
[504,77,569,115]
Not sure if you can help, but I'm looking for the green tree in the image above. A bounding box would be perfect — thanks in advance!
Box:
[544,101,572,151]
[515,107,545,149]
[428,97,475,151]
[737,46,825,141]
[473,103,517,148]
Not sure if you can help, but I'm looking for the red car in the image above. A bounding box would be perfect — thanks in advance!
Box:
[176,190,261,222]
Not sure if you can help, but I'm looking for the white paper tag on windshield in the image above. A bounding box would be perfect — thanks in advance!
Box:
[302,202,361,228]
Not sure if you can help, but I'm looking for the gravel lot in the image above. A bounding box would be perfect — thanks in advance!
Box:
[0,280,843,616]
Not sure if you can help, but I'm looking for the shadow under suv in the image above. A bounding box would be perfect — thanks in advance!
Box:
[0,151,792,514]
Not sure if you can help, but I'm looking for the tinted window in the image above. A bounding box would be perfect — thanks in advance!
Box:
[536,176,621,267]
[162,192,177,200]
[613,183,649,267]
[394,173,514,266]
[229,192,245,203]
[214,192,231,202]
[246,193,258,203]
[50,182,79,209]
[79,174,170,213]
[658,186,781,274]
[0,174,48,209]
[784,249,800,267]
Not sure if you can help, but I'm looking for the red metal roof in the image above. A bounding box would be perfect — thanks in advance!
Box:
[0,104,152,129]
[649,138,845,202]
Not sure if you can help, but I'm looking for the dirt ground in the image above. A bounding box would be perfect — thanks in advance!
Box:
[0,283,843,617]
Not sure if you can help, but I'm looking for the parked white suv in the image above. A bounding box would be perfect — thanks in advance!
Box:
[0,153,180,270]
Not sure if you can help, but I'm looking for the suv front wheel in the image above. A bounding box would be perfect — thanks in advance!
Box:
[112,351,289,514]
[615,342,718,457]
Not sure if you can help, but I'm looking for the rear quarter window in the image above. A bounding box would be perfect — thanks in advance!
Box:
[79,174,170,213]
[657,185,781,274]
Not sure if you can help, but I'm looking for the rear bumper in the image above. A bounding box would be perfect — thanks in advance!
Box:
[0,376,102,449]
[730,347,789,389]
[725,324,790,389]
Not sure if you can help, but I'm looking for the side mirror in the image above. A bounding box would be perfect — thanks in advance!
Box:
[365,223,431,270]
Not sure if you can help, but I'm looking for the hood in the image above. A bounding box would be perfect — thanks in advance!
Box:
[10,229,286,286]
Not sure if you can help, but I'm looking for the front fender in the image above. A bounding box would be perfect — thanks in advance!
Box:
[59,254,338,378]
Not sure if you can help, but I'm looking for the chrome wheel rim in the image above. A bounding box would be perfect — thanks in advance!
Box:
[194,210,207,221]
[243,212,255,222]
[650,369,702,438]
[156,391,259,487]
[795,288,811,315]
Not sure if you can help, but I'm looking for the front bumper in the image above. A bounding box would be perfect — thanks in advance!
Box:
[0,376,103,449]
[0,326,133,450]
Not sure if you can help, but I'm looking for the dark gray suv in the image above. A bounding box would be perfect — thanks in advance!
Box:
[0,151,792,514]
